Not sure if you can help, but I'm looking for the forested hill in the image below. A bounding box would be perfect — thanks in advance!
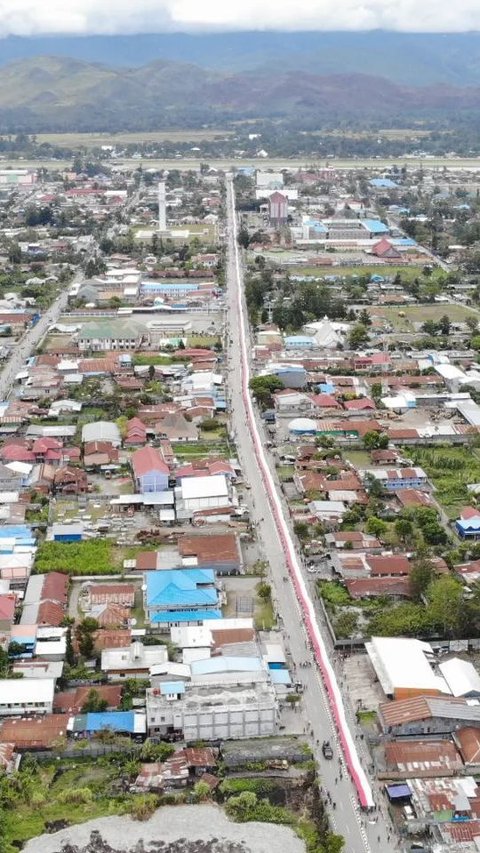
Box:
[3,31,480,88]
[4,55,480,132]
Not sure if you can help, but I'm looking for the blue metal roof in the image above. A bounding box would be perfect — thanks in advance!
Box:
[159,681,186,695]
[361,219,389,233]
[84,711,136,733]
[369,178,398,189]
[150,608,222,623]
[457,518,480,531]
[146,569,217,608]
[269,669,292,685]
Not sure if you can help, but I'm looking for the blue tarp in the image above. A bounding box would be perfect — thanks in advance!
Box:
[386,784,411,800]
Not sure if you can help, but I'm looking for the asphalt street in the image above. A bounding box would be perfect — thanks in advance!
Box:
[0,287,70,401]
[224,176,399,853]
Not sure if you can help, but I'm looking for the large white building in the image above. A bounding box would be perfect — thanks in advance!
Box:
[0,678,54,716]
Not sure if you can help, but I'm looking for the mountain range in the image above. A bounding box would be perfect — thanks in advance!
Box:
[3,31,480,87]
[2,55,480,133]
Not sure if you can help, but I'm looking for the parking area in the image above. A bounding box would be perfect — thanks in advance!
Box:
[341,653,385,713]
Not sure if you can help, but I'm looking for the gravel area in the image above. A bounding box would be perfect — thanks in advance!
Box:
[22,805,306,853]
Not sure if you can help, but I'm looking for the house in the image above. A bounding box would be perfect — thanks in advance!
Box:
[145,568,221,627]
[366,636,449,700]
[0,714,69,749]
[53,685,122,715]
[86,583,135,608]
[370,238,401,259]
[0,678,54,716]
[0,593,16,642]
[0,464,22,492]
[345,577,411,599]
[367,467,429,491]
[367,555,411,577]
[371,448,402,465]
[53,466,88,495]
[155,412,199,443]
[67,711,146,738]
[456,508,480,540]
[378,695,480,737]
[101,641,168,680]
[175,474,233,520]
[131,446,169,493]
[91,602,130,628]
[81,421,121,447]
[179,533,242,575]
[383,739,463,778]
[124,417,147,447]
[77,319,145,352]
[20,572,69,627]
[83,441,119,469]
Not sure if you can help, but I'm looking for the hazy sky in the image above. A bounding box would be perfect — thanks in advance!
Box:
[2,0,480,36]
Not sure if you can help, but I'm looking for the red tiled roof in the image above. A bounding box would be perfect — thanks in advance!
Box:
[131,445,169,476]
[0,715,69,749]
[344,398,375,410]
[179,533,240,565]
[37,601,65,626]
[42,572,68,605]
[53,685,122,715]
[0,593,16,622]
[395,489,433,508]
[346,577,411,598]
[368,555,411,576]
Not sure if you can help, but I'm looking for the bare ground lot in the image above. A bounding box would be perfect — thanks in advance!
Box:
[22,806,306,853]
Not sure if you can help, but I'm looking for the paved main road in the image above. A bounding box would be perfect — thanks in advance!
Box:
[0,287,70,400]
[224,176,398,853]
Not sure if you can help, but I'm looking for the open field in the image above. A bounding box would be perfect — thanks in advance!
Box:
[366,303,478,331]
[6,156,480,172]
[35,130,234,147]
[288,264,436,280]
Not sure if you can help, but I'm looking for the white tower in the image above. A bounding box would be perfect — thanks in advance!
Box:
[158,181,166,232]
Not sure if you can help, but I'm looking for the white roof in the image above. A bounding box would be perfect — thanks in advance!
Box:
[81,421,121,444]
[170,625,213,648]
[435,363,466,381]
[6,461,32,475]
[366,637,449,696]
[288,417,317,431]
[0,677,55,703]
[181,474,228,500]
[439,658,480,697]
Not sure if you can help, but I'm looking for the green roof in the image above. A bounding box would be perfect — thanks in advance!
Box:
[80,320,144,340]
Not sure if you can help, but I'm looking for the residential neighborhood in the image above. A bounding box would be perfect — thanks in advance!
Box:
[5,157,480,853]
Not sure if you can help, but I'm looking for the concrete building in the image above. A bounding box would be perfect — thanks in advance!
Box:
[365,637,449,700]
[101,641,168,680]
[268,191,288,226]
[77,320,146,352]
[131,446,169,493]
[145,568,221,627]
[0,678,54,716]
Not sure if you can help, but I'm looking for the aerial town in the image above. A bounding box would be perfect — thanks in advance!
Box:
[4,155,480,853]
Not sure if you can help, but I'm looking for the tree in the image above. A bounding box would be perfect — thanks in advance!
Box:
[237,227,250,249]
[365,516,388,539]
[249,374,283,407]
[348,324,369,348]
[466,316,479,334]
[225,790,258,820]
[409,558,434,601]
[438,314,451,336]
[394,518,414,544]
[358,308,372,327]
[81,688,108,713]
[427,575,463,636]
[75,617,99,658]
[257,582,271,602]
[193,780,211,802]
[421,320,438,336]
[362,431,387,451]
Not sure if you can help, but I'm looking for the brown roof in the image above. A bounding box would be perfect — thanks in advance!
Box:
[179,533,240,566]
[182,747,217,767]
[379,695,467,728]
[93,628,131,650]
[89,583,135,597]
[0,714,69,749]
[53,685,122,715]
[395,489,434,508]
[94,603,130,628]
[368,555,411,576]
[37,601,65,627]
[345,577,411,598]
[135,551,159,571]
[456,727,480,764]
[384,739,462,775]
[42,572,68,604]
[211,627,255,648]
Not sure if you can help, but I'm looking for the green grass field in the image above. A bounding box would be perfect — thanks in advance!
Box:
[288,264,440,280]
[367,303,478,331]
[36,129,234,147]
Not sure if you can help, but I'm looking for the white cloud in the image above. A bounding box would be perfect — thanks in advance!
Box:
[1,0,480,36]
